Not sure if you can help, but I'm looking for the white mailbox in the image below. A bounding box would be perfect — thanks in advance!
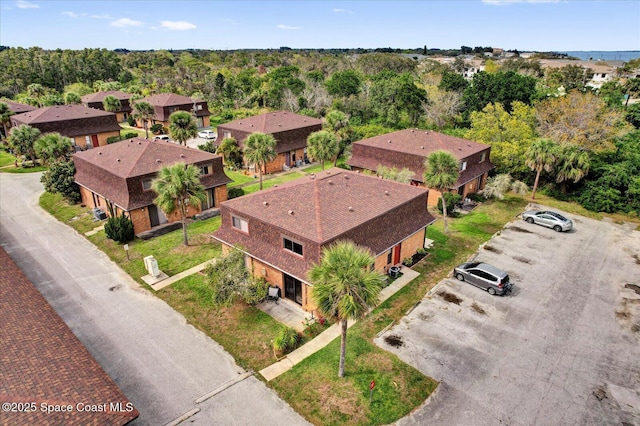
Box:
[144,255,160,278]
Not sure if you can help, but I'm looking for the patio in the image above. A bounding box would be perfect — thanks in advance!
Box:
[257,297,314,332]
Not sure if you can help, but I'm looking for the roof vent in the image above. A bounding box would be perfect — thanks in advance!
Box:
[263,201,269,206]
[98,152,102,155]
[421,146,424,149]
[328,180,333,185]
[156,159,161,163]
[310,174,315,179]
[385,190,390,196]
[467,143,471,147]
[138,141,142,145]
[250,124,254,127]
[411,129,415,132]
[425,131,429,134]
[180,154,185,158]
[279,124,282,127]
[388,140,392,143]
[288,210,294,215]
[458,147,462,151]
[116,158,120,162]
[348,206,353,211]
[344,174,349,179]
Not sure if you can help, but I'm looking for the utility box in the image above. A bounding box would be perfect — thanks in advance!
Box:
[144,255,160,278]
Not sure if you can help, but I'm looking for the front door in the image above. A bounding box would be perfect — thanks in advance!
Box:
[91,134,99,148]
[285,152,291,167]
[393,243,401,265]
[148,205,168,227]
[284,274,303,305]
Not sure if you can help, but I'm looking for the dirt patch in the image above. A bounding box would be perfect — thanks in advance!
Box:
[385,334,405,348]
[513,256,532,264]
[438,290,463,305]
[483,245,502,254]
[633,254,640,265]
[593,385,608,401]
[509,226,532,233]
[470,302,486,314]
[625,284,640,295]
[109,284,122,291]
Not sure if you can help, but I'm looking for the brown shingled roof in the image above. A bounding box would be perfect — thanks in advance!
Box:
[213,168,434,280]
[81,90,132,103]
[0,247,139,425]
[348,129,494,185]
[74,138,231,210]
[220,111,322,135]
[143,93,200,106]
[11,104,121,137]
[1,99,36,114]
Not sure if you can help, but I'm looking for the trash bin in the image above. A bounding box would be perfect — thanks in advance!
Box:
[388,266,400,279]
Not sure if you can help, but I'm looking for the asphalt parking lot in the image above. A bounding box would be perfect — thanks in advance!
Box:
[376,205,640,425]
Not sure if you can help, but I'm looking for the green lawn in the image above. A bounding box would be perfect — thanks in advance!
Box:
[241,171,307,195]
[224,168,257,187]
[301,157,347,174]
[0,148,16,167]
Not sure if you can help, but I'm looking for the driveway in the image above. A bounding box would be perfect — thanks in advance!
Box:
[0,173,308,425]
[376,207,640,425]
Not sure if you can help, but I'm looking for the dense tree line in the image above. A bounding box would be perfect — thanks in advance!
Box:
[1,46,639,215]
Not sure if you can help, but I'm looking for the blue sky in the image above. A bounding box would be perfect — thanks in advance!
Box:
[1,0,638,52]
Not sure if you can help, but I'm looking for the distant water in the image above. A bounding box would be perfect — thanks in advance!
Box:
[559,51,640,61]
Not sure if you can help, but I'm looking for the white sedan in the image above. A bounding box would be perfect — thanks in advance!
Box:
[198,130,216,140]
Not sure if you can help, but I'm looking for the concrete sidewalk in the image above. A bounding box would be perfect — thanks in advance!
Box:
[149,258,216,291]
[259,266,420,382]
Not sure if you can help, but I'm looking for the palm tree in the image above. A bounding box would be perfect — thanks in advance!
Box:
[243,132,277,190]
[525,138,558,200]
[132,101,155,139]
[64,92,81,105]
[34,133,73,164]
[309,241,385,378]
[0,102,15,140]
[555,144,590,193]
[152,163,206,247]
[103,95,122,115]
[168,110,198,146]
[306,130,338,170]
[324,110,351,166]
[8,124,41,163]
[423,150,460,234]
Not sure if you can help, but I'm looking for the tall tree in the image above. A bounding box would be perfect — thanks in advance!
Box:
[536,91,630,153]
[325,69,362,97]
[8,124,41,162]
[243,132,277,190]
[525,139,558,199]
[34,133,73,165]
[462,70,537,116]
[152,163,206,247]
[324,110,351,165]
[168,110,198,146]
[555,144,590,193]
[309,241,385,378]
[102,95,122,114]
[424,150,460,233]
[132,101,155,139]
[0,102,14,139]
[64,92,81,104]
[306,130,338,170]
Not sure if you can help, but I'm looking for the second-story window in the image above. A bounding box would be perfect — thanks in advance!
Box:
[223,131,231,139]
[460,161,467,171]
[480,152,486,163]
[283,238,303,256]
[200,165,210,175]
[142,179,152,190]
[232,216,249,232]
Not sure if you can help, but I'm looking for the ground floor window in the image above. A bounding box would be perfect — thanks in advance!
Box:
[284,273,303,305]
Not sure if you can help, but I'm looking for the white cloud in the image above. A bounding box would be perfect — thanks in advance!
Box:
[111,18,144,27]
[332,8,354,14]
[482,0,559,4]
[160,20,197,30]
[16,0,39,9]
[277,24,301,30]
[61,11,86,18]
[91,14,113,19]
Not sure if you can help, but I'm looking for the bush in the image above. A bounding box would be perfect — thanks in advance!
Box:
[417,247,428,255]
[241,277,269,305]
[122,131,138,140]
[104,214,135,243]
[228,187,244,199]
[437,193,462,214]
[41,160,80,203]
[199,140,218,154]
[127,115,136,126]
[273,326,299,356]
[402,257,413,267]
[106,136,120,144]
[150,123,163,134]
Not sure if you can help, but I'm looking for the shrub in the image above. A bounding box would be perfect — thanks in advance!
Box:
[122,131,138,140]
[228,187,244,199]
[106,136,120,144]
[273,326,299,356]
[150,123,163,134]
[417,247,428,255]
[127,115,136,126]
[437,192,462,214]
[241,277,269,305]
[41,160,80,203]
[104,214,135,243]
[402,257,413,266]
[199,140,218,154]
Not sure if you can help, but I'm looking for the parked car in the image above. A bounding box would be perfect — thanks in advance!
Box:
[453,262,513,296]
[153,135,170,141]
[522,210,573,232]
[198,130,216,140]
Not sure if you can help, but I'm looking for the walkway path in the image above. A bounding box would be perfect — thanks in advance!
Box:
[259,266,420,382]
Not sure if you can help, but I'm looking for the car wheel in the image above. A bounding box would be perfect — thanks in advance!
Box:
[553,225,562,232]
[455,273,465,281]
[526,217,534,224]
[488,287,496,295]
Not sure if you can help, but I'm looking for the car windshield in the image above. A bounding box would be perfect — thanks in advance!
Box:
[550,213,568,221]
[466,262,481,269]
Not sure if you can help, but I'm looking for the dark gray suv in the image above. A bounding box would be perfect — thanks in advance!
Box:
[453,262,513,296]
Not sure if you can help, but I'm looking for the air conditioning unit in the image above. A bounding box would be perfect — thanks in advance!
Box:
[93,208,107,220]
